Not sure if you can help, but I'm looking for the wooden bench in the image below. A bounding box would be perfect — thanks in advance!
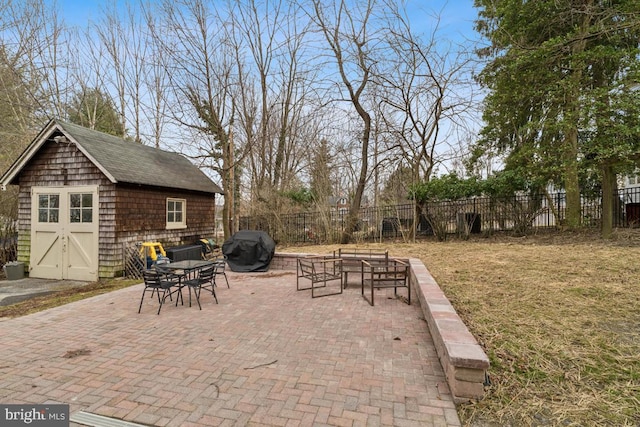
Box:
[361,258,410,306]
[296,256,343,298]
[333,248,389,287]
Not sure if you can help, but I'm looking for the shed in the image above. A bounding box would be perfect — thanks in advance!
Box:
[0,119,223,281]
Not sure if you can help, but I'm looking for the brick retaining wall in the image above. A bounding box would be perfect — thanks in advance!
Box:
[269,252,489,403]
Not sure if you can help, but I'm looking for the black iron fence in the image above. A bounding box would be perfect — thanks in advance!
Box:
[239,187,640,244]
[1,188,636,269]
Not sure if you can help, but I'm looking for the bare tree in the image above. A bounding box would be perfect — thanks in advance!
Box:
[95,2,148,141]
[229,0,277,207]
[66,26,115,132]
[268,3,315,194]
[377,3,477,185]
[141,7,170,148]
[0,39,41,184]
[0,50,37,141]
[3,0,74,119]
[0,0,73,256]
[149,0,238,238]
[307,0,380,244]
[230,0,315,217]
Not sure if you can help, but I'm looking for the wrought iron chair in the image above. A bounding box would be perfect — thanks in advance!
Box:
[297,257,343,298]
[213,258,229,288]
[138,269,182,315]
[182,265,218,309]
[361,258,410,306]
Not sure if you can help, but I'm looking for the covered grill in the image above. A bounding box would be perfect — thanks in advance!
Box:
[221,230,276,272]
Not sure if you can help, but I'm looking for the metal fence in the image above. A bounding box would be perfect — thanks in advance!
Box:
[239,187,640,244]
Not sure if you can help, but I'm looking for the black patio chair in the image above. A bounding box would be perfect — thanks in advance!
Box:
[213,257,230,288]
[182,265,218,309]
[138,269,182,315]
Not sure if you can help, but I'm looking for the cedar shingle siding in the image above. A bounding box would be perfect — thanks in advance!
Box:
[15,139,112,273]
[115,185,215,235]
[107,185,215,277]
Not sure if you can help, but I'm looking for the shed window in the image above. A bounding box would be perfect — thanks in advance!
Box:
[167,198,186,229]
[38,194,59,223]
[69,193,93,223]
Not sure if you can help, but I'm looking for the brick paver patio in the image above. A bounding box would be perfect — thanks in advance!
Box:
[0,270,461,426]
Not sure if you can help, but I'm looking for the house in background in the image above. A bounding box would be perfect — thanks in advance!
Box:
[622,171,640,202]
[0,119,223,281]
[327,196,349,216]
[621,171,640,225]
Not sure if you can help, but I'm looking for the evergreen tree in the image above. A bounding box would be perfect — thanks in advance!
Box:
[381,164,413,205]
[473,0,640,231]
[67,87,126,137]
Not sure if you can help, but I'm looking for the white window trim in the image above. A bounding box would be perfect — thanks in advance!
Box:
[166,198,187,230]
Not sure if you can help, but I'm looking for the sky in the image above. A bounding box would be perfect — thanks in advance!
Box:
[407,0,480,43]
[53,0,481,45]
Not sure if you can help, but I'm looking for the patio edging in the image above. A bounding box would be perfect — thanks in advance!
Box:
[269,252,489,404]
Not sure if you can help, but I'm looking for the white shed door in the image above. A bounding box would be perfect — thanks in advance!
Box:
[30,186,99,281]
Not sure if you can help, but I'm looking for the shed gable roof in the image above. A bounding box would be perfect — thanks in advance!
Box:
[1,119,223,195]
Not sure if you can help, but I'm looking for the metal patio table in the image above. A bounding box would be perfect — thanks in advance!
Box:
[158,260,216,308]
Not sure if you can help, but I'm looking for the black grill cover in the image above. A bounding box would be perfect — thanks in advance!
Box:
[221,230,276,272]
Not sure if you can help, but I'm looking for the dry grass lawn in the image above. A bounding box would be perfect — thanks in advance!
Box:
[281,229,640,426]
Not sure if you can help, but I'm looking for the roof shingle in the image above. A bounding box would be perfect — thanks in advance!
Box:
[57,121,223,195]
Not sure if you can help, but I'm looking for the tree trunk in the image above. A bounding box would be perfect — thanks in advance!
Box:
[601,164,615,238]
[563,7,591,230]
[341,174,366,244]
[341,108,371,244]
[223,130,235,239]
[563,126,582,229]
